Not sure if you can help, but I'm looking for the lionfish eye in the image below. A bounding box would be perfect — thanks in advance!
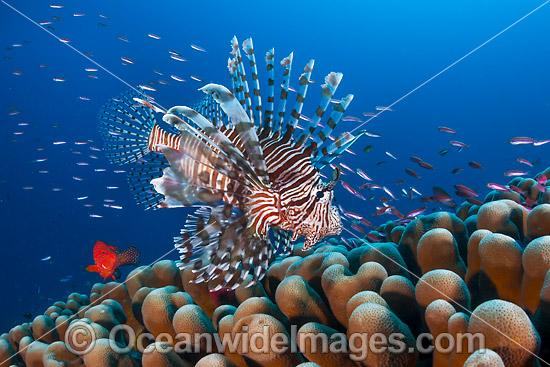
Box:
[316,191,324,199]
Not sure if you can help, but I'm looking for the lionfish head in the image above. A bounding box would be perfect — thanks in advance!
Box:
[298,168,343,251]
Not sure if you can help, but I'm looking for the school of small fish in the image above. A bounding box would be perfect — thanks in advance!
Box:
[3,2,548,242]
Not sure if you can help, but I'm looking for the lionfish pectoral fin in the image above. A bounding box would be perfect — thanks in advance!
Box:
[151,167,199,207]
[127,151,168,210]
[99,87,159,165]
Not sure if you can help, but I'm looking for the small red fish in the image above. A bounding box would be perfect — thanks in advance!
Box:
[85,240,140,281]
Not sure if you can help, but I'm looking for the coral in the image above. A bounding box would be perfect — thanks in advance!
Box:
[19,337,48,367]
[355,242,409,278]
[232,297,288,328]
[477,233,523,305]
[415,269,471,313]
[141,286,193,339]
[297,322,357,367]
[81,338,140,367]
[30,315,58,344]
[398,212,468,279]
[285,252,349,299]
[424,299,456,367]
[534,269,550,361]
[125,260,183,299]
[416,228,467,278]
[0,338,17,367]
[526,204,550,240]
[211,305,237,330]
[345,290,388,321]
[321,262,387,326]
[142,342,191,367]
[84,299,126,331]
[379,275,422,336]
[232,314,304,367]
[194,353,239,367]
[8,175,550,367]
[172,304,218,363]
[180,267,217,317]
[275,275,336,329]
[521,236,550,313]
[467,300,540,367]
[464,229,492,308]
[463,348,505,366]
[476,199,528,242]
[447,312,470,367]
[42,341,83,367]
[390,225,406,244]
[347,302,417,366]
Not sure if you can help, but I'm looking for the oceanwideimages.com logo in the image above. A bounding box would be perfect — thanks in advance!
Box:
[64,320,485,361]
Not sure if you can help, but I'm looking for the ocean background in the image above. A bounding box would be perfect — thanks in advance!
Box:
[1,0,548,332]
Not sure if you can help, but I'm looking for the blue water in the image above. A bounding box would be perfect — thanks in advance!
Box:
[1,0,549,332]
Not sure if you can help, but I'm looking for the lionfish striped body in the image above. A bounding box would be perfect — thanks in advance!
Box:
[99,36,364,289]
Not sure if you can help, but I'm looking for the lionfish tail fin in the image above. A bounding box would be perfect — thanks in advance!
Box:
[99,87,156,165]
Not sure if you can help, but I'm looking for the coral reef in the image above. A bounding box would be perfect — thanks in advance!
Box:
[3,170,550,366]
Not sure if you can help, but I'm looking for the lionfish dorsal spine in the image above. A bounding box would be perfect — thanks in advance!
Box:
[295,72,343,147]
[285,59,314,135]
[264,48,275,130]
[273,52,293,133]
[242,38,263,125]
[231,36,253,121]
[311,93,355,166]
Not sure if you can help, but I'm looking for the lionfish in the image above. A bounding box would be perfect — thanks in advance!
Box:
[99,36,364,289]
